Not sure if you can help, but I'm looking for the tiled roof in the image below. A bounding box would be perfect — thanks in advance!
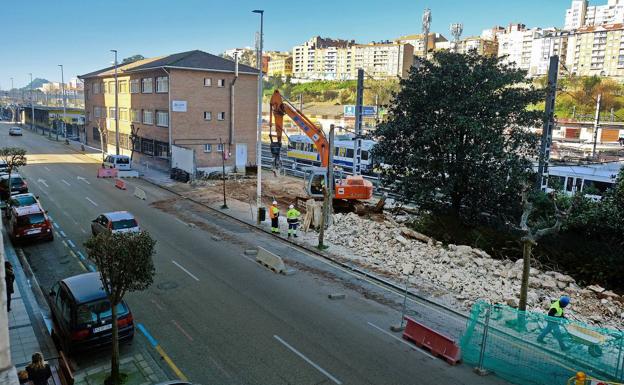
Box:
[79,50,259,79]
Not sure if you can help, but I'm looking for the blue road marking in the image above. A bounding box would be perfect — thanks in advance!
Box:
[53,223,59,229]
[77,251,86,260]
[60,230,66,238]
[48,215,54,221]
[87,264,96,272]
[137,323,158,347]
[67,240,76,248]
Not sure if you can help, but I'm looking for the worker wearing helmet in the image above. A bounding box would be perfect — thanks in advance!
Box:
[537,296,570,351]
[269,201,280,234]
[286,204,301,238]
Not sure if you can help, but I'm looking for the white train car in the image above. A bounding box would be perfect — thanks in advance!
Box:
[546,161,622,199]
[286,134,376,173]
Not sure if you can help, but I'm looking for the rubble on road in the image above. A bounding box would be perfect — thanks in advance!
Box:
[316,212,624,328]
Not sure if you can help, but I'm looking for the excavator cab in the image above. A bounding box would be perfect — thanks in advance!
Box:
[304,168,328,198]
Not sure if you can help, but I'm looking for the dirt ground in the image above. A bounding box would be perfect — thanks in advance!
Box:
[170,171,308,208]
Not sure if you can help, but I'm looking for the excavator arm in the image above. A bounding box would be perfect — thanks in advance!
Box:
[269,90,329,168]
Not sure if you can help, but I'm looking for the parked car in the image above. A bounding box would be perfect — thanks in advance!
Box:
[102,154,131,171]
[0,173,28,200]
[91,211,140,236]
[9,126,22,136]
[48,272,134,354]
[0,160,7,173]
[7,204,53,243]
[3,193,40,218]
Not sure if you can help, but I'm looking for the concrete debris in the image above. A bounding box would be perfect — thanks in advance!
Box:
[315,212,623,328]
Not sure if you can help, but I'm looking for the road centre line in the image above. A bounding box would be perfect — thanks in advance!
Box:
[61,179,71,186]
[273,335,343,385]
[172,320,194,342]
[366,322,436,360]
[85,197,98,206]
[171,260,200,281]
[150,299,164,311]
[43,166,51,171]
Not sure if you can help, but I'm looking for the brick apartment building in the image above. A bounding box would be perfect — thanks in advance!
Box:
[79,50,259,173]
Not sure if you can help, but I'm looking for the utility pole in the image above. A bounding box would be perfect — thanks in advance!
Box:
[220,138,228,209]
[59,65,67,143]
[353,68,364,175]
[253,9,264,224]
[535,55,559,192]
[318,124,335,249]
[111,50,119,154]
[29,73,35,132]
[592,93,602,159]
[299,93,303,111]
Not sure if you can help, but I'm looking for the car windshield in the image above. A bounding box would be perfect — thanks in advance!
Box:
[76,300,129,326]
[16,213,45,226]
[116,157,130,164]
[10,178,24,187]
[12,196,36,206]
[112,219,137,230]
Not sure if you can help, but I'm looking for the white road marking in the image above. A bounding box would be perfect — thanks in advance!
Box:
[61,179,71,186]
[43,166,51,171]
[76,165,85,170]
[172,260,200,281]
[37,178,49,188]
[273,335,343,385]
[77,176,91,185]
[174,218,187,226]
[366,322,437,360]
[85,197,98,206]
[81,228,87,234]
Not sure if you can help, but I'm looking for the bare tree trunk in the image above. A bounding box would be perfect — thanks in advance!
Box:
[518,240,532,311]
[110,301,120,384]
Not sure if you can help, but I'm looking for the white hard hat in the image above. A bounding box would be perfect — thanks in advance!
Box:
[289,204,294,209]
[272,200,277,205]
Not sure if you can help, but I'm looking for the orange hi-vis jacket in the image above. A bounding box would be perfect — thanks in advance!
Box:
[269,205,279,219]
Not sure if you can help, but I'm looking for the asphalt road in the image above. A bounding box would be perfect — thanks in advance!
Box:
[1,122,510,385]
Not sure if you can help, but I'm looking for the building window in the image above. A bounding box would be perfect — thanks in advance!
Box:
[130,79,140,93]
[217,112,225,120]
[130,109,141,122]
[142,78,153,93]
[109,81,116,93]
[119,108,129,121]
[143,110,153,125]
[217,143,224,152]
[217,79,225,87]
[108,107,116,119]
[118,80,128,93]
[94,106,100,118]
[204,111,212,121]
[204,78,212,87]
[156,76,169,93]
[156,111,169,127]
[103,82,108,94]
[204,144,212,153]
[93,82,101,94]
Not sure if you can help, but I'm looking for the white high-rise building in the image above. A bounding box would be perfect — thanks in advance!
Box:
[497,24,541,72]
[564,0,624,30]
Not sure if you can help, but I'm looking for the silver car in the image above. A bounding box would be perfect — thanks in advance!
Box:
[91,211,140,235]
[9,126,22,136]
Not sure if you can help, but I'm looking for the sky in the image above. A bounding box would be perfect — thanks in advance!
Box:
[0,0,586,89]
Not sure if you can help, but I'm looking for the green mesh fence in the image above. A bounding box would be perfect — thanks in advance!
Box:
[460,301,624,385]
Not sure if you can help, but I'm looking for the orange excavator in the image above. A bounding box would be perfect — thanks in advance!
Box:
[269,90,373,201]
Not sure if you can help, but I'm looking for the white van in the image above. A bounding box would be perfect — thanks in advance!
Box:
[102,155,132,171]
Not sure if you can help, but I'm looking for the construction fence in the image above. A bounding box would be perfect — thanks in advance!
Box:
[460,301,624,385]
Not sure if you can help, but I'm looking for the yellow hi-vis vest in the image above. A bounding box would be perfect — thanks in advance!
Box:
[549,300,564,318]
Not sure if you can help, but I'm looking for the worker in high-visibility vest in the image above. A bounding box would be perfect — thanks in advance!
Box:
[269,200,280,234]
[537,296,570,351]
[286,204,301,238]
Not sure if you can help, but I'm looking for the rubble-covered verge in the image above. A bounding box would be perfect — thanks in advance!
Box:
[319,212,624,328]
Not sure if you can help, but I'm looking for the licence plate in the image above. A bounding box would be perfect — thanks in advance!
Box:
[93,324,112,333]
[26,228,41,235]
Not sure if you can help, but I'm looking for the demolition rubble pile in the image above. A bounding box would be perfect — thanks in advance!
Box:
[324,212,624,327]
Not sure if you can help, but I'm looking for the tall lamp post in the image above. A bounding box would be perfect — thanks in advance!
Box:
[111,49,119,155]
[59,65,67,142]
[29,73,35,132]
[253,9,264,224]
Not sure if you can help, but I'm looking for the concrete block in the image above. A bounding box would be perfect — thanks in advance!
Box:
[118,170,140,178]
[256,247,286,274]
[283,268,296,276]
[244,249,258,256]
[328,293,346,300]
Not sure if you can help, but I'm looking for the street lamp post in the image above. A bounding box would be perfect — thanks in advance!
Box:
[59,65,67,142]
[10,77,13,104]
[29,73,35,132]
[111,50,119,155]
[253,9,264,224]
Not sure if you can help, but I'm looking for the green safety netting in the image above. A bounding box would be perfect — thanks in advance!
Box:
[460,301,624,385]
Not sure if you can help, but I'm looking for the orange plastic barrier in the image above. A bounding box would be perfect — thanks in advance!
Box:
[97,167,118,178]
[115,178,127,190]
[402,316,462,365]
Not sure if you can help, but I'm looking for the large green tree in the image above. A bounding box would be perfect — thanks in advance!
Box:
[373,51,544,220]
[85,231,156,385]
